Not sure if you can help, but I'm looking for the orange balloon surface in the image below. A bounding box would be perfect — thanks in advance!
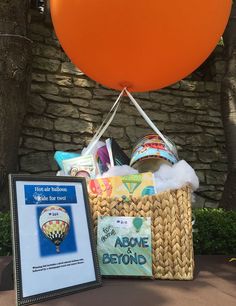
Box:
[51,0,231,92]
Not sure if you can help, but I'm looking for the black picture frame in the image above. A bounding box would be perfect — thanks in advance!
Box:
[9,174,101,306]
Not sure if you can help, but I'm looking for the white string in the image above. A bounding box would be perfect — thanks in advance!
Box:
[84,87,178,158]
[124,89,177,155]
[83,88,125,155]
[0,34,33,43]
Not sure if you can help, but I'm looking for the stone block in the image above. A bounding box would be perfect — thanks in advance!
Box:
[168,135,186,146]
[103,126,125,139]
[107,113,135,127]
[90,99,114,111]
[170,112,195,123]
[28,96,46,115]
[79,107,101,115]
[198,150,222,163]
[185,134,216,147]
[24,115,53,130]
[179,80,205,92]
[211,163,228,172]
[80,113,102,123]
[204,201,219,208]
[178,151,197,162]
[126,126,153,141]
[206,171,227,185]
[33,43,63,60]
[23,137,53,151]
[145,110,169,122]
[183,98,208,110]
[74,77,95,87]
[54,118,93,133]
[135,118,164,130]
[22,127,44,138]
[46,103,79,118]
[190,163,211,170]
[41,94,69,103]
[55,143,81,151]
[208,110,221,117]
[20,152,57,173]
[61,62,83,75]
[132,92,151,99]
[192,194,206,208]
[71,99,89,107]
[205,128,224,136]
[196,115,223,124]
[44,131,71,143]
[31,83,59,95]
[60,87,92,99]
[202,191,222,201]
[32,73,46,82]
[47,74,73,87]
[165,123,203,133]
[93,88,118,97]
[160,104,177,113]
[195,170,206,183]
[32,57,60,72]
[150,93,181,105]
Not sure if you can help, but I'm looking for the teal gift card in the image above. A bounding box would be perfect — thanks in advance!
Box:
[97,216,152,276]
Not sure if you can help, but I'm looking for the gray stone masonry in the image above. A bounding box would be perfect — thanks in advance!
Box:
[18,9,228,208]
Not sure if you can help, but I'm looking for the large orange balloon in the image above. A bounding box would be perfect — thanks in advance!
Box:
[51,0,231,92]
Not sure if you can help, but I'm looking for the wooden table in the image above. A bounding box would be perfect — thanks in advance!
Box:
[0,256,235,306]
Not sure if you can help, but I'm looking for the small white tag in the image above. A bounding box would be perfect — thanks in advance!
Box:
[113,217,133,229]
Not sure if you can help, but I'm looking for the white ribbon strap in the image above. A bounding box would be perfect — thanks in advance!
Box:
[124,89,177,155]
[83,89,125,155]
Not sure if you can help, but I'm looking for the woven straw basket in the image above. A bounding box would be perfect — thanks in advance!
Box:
[89,185,194,280]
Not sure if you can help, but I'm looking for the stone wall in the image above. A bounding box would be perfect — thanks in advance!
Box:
[18,8,228,208]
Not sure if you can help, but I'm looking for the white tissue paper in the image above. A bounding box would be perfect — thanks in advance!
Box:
[100,165,139,178]
[154,160,199,193]
[81,141,106,156]
[56,170,68,176]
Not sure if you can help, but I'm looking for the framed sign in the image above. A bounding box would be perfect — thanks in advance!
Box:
[9,174,101,306]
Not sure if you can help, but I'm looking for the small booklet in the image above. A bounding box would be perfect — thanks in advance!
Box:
[88,172,156,198]
[62,154,98,179]
[105,138,130,167]
[97,216,152,276]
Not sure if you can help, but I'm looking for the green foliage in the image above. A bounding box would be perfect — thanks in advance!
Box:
[0,211,12,256]
[0,209,236,256]
[193,209,236,255]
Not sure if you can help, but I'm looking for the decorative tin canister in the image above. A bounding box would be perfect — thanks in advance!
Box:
[130,134,178,172]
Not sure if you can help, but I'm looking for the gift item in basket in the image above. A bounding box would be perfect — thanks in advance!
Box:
[54,151,81,170]
[96,145,110,174]
[88,172,156,199]
[62,155,98,178]
[97,216,152,276]
[89,185,194,280]
[105,138,130,167]
[130,134,178,173]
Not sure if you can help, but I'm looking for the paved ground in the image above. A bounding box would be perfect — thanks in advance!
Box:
[0,256,235,306]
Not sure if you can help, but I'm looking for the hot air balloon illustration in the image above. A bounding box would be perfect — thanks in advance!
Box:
[39,205,70,253]
[133,217,143,233]
[89,178,112,197]
[122,174,142,198]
